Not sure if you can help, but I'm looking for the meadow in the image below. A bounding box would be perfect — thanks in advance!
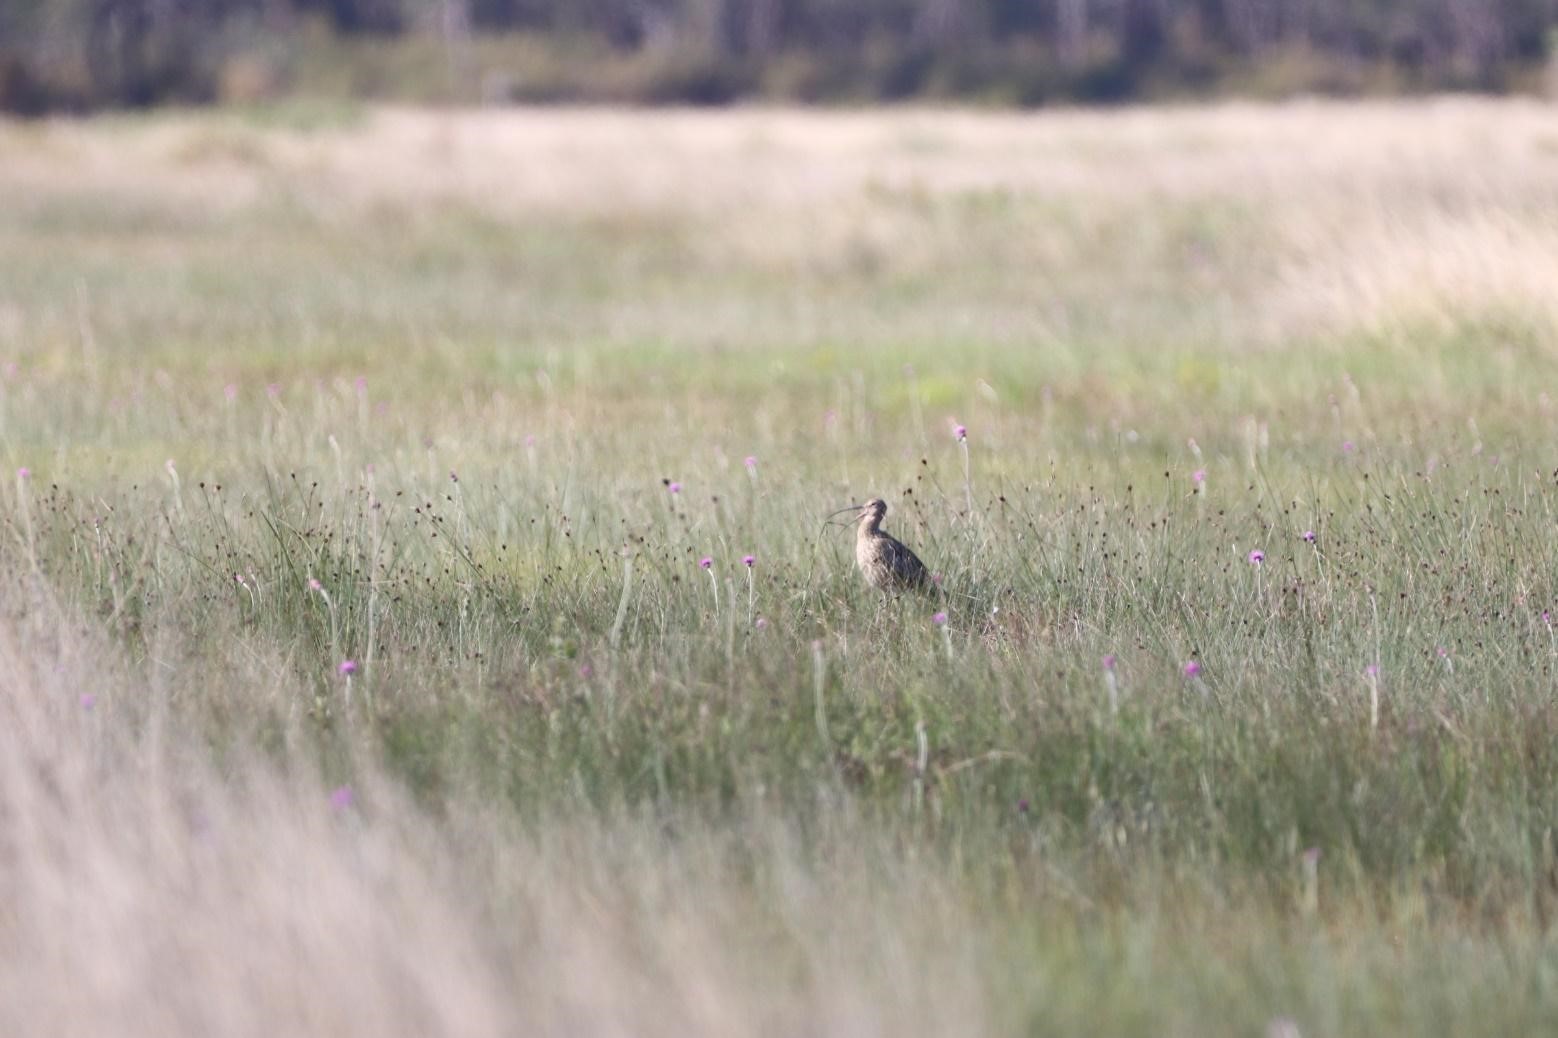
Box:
[4,98,1558,1035]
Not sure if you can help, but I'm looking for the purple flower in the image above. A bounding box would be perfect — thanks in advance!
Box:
[953,424,967,442]
[1365,663,1380,678]
[1017,798,1030,814]
[668,481,681,494]
[932,611,948,626]
[223,383,238,402]
[742,554,755,568]
[1102,654,1117,671]
[699,557,712,570]
[744,456,757,470]
[266,383,281,399]
[353,376,367,394]
[449,470,458,483]
[1183,659,1202,678]
[338,659,358,676]
[1192,468,1206,485]
[308,577,322,591]
[1545,611,1553,626]
[578,664,592,678]
[1436,646,1449,658]
[754,617,768,630]
[1342,440,1356,454]
[15,467,28,480]
[524,434,536,447]
[329,786,354,811]
[1248,549,1265,565]
[1302,530,1316,543]
[79,693,97,711]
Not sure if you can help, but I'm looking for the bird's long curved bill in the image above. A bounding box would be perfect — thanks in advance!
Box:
[822,504,863,526]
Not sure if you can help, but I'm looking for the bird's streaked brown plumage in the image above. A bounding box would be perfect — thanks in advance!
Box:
[852,498,928,592]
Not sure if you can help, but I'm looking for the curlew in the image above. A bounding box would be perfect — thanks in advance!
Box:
[827,498,929,593]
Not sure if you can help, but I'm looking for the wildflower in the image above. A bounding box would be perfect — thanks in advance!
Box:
[1248,549,1265,565]
[524,434,536,447]
[742,554,755,568]
[699,557,712,570]
[754,617,768,630]
[744,456,757,470]
[1436,646,1449,658]
[578,664,592,678]
[266,383,281,399]
[932,611,948,626]
[668,481,681,494]
[1365,664,1380,678]
[1545,611,1553,626]
[223,383,237,402]
[308,577,322,591]
[329,786,354,811]
[353,376,367,394]
[16,467,28,480]
[234,573,247,587]
[79,693,96,711]
[1302,530,1316,543]
[1102,654,1117,670]
[338,659,358,676]
[1192,468,1206,485]
[1183,659,1201,678]
[449,470,458,483]
[1017,799,1030,814]
[953,423,967,442]
[1342,440,1356,454]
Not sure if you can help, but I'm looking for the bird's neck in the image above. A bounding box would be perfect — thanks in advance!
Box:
[859,516,881,537]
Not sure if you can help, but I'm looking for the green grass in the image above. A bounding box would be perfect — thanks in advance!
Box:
[6,102,1558,1034]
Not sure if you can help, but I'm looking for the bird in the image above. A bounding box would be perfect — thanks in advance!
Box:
[827,498,929,593]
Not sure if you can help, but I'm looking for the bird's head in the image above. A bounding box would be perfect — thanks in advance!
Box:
[822,498,888,527]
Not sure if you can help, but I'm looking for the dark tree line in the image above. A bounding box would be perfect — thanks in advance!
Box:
[2,0,1556,111]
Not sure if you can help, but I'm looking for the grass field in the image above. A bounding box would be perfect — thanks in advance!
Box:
[5,98,1558,1035]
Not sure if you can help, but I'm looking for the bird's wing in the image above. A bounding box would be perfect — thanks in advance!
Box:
[890,537,929,586]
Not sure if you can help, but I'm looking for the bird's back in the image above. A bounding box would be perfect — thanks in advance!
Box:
[857,529,928,591]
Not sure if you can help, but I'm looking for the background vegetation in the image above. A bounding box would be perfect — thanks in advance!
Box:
[4,100,1558,1033]
[4,0,1558,112]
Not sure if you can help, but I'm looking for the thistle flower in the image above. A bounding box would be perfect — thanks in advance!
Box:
[668,481,681,494]
[16,467,28,480]
[308,577,322,591]
[742,554,755,568]
[744,456,757,470]
[953,424,967,442]
[1192,469,1206,485]
[79,693,96,711]
[1183,659,1201,678]
[1301,530,1316,543]
[338,659,358,676]
[1102,654,1117,670]
[329,786,354,811]
[1248,549,1265,565]
[932,611,948,626]
[754,617,768,630]
[699,557,712,570]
